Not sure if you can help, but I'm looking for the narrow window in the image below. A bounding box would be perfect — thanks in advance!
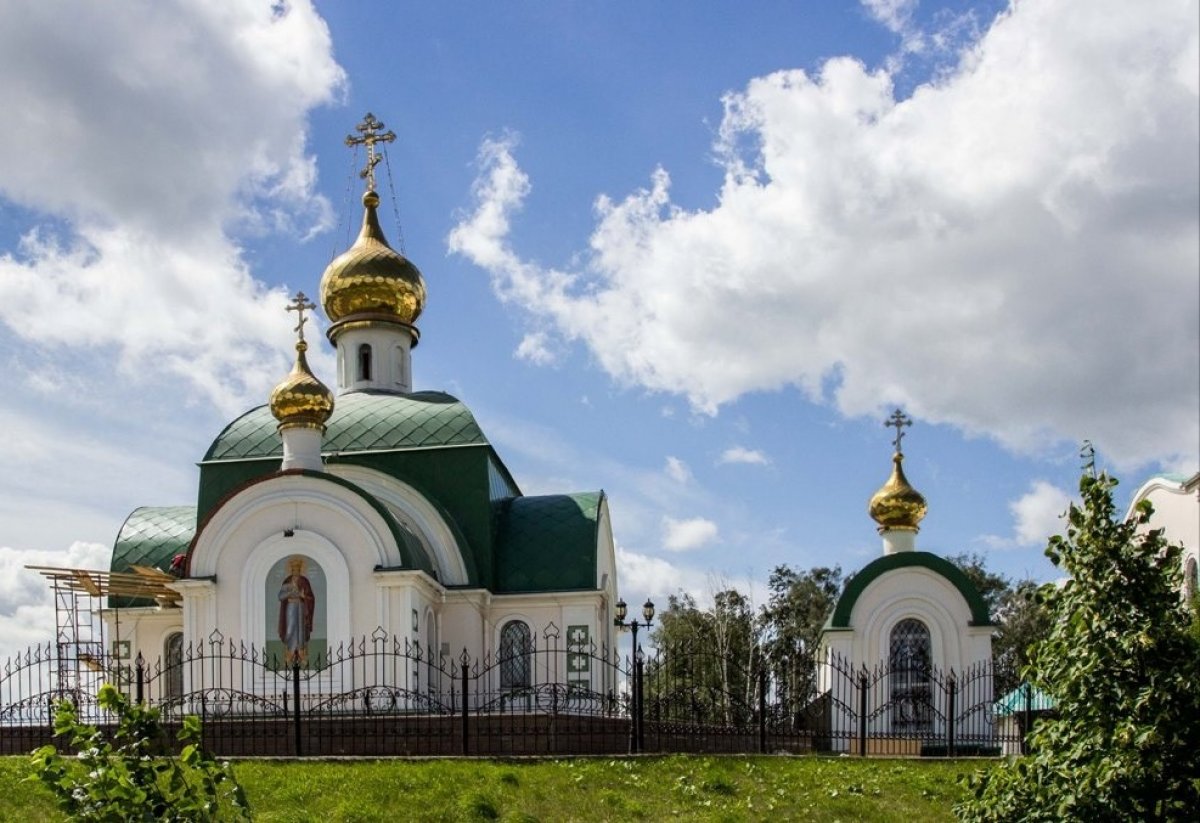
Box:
[889,618,932,734]
[499,620,532,689]
[164,632,184,701]
[1185,557,1198,602]
[357,343,372,382]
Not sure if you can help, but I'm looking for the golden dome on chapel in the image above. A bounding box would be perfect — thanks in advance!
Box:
[868,451,927,533]
[319,190,426,338]
[270,340,335,431]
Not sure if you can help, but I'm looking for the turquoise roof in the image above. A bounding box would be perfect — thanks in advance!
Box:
[492,492,604,592]
[995,684,1055,716]
[203,390,487,462]
[111,506,196,574]
[827,551,993,628]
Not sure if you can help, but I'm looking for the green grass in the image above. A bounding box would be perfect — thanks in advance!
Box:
[2,754,980,822]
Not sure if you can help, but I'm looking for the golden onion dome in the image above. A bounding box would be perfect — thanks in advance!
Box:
[319,190,426,337]
[269,340,335,430]
[868,452,927,533]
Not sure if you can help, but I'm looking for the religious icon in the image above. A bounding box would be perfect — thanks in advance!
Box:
[277,555,316,666]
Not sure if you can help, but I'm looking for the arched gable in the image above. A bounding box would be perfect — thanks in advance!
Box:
[188,471,430,578]
[828,552,992,628]
[327,464,473,585]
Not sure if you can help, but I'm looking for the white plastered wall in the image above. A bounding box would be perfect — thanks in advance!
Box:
[1127,475,1200,598]
[186,474,408,646]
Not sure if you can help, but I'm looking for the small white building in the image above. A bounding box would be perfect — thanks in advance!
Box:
[1125,472,1200,600]
[818,413,993,751]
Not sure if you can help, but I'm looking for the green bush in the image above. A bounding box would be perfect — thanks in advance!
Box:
[29,683,250,822]
[956,469,1200,821]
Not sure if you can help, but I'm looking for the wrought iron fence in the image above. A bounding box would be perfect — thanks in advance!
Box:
[2,632,1031,757]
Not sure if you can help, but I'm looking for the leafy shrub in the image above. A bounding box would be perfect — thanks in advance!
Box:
[29,683,250,821]
[956,470,1200,821]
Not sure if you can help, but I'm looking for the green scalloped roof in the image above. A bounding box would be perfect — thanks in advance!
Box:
[827,551,993,628]
[111,506,196,574]
[203,390,487,462]
[492,492,603,592]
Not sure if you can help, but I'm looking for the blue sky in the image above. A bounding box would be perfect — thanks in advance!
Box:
[0,0,1196,657]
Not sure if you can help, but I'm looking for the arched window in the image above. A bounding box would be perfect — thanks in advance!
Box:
[1185,557,1198,602]
[889,618,932,733]
[499,620,532,690]
[164,632,184,701]
[357,343,372,382]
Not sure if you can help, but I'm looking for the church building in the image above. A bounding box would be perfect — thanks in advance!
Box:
[101,115,619,691]
[818,411,993,747]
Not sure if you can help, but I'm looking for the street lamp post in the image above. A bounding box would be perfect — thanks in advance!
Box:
[614,597,655,752]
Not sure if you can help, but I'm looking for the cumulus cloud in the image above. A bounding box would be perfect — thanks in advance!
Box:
[449,0,1199,471]
[979,479,1074,549]
[0,541,111,660]
[0,0,345,414]
[718,447,770,466]
[664,456,692,483]
[662,516,719,552]
[1010,481,1074,546]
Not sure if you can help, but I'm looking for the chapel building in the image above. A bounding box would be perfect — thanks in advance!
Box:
[101,115,619,692]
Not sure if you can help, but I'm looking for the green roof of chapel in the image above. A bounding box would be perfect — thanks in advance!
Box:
[203,390,487,461]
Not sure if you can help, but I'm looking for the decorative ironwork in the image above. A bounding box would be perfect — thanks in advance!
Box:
[1,631,1019,758]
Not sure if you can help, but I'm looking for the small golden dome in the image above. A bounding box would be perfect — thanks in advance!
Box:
[269,340,335,430]
[868,452,927,533]
[319,190,426,336]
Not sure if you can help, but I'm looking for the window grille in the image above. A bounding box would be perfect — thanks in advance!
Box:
[499,621,531,689]
[889,618,932,733]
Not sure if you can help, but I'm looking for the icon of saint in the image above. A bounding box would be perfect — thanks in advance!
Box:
[278,555,315,666]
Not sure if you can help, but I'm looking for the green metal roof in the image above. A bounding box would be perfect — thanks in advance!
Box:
[203,390,487,462]
[492,492,603,592]
[111,506,196,574]
[995,684,1055,716]
[827,551,993,628]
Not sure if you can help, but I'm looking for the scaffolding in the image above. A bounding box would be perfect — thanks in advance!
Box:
[24,565,181,696]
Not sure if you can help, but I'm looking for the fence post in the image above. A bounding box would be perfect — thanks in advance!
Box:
[858,668,868,757]
[758,668,767,754]
[135,652,145,705]
[291,661,302,757]
[946,672,956,757]
[1021,682,1032,756]
[634,653,645,753]
[460,657,469,756]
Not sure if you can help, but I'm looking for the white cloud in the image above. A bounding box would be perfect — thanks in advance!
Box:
[515,331,558,365]
[0,0,345,415]
[862,0,918,35]
[0,541,111,661]
[718,446,770,466]
[664,456,692,483]
[1011,481,1074,547]
[978,479,1074,549]
[449,0,1199,471]
[661,516,719,552]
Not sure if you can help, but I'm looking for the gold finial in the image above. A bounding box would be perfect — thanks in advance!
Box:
[869,408,927,533]
[344,112,396,192]
[884,408,912,453]
[286,292,317,343]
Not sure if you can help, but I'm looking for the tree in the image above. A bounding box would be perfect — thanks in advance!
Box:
[946,552,1012,617]
[957,470,1200,822]
[29,683,250,822]
[990,579,1052,698]
[758,564,842,715]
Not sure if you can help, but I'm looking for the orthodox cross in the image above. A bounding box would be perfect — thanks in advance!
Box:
[884,408,912,452]
[286,292,317,342]
[345,112,396,191]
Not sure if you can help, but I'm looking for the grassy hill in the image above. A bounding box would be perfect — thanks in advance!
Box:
[1,754,978,821]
